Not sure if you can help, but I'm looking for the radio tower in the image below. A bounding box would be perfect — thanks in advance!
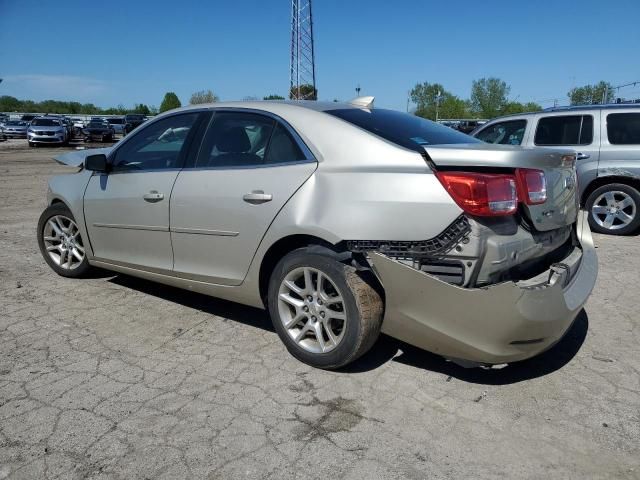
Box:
[290,0,316,100]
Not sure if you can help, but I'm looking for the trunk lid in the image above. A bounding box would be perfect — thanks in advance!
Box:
[424,143,578,231]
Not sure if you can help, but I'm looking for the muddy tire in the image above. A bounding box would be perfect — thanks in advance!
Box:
[268,249,383,370]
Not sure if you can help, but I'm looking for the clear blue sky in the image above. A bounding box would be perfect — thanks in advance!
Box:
[1,0,639,110]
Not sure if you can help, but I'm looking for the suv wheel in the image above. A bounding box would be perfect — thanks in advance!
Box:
[37,203,91,277]
[268,249,383,369]
[585,183,640,235]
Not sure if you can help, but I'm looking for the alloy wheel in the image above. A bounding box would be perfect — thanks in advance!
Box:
[42,215,86,270]
[277,266,347,354]
[591,191,636,231]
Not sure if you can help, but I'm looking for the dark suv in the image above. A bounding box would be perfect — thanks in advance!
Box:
[123,114,146,135]
[472,104,640,235]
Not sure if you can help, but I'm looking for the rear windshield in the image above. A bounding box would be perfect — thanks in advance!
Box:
[126,115,144,121]
[326,108,480,151]
[107,118,124,124]
[31,118,61,126]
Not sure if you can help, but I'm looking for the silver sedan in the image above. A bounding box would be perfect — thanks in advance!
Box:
[38,99,597,369]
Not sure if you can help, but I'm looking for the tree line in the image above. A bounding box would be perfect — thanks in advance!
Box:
[1,80,620,119]
[411,78,619,121]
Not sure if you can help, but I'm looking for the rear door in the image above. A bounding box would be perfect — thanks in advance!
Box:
[599,109,640,175]
[532,111,601,195]
[170,110,317,285]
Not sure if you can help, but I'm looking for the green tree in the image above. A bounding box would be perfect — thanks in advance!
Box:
[568,81,614,105]
[501,101,543,115]
[289,84,317,100]
[410,82,468,120]
[263,94,285,100]
[0,95,21,111]
[131,103,151,115]
[470,77,510,118]
[159,92,181,112]
[190,89,219,104]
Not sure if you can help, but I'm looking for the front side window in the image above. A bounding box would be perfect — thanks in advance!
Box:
[534,115,593,146]
[475,119,527,145]
[112,113,199,171]
[196,112,276,167]
[607,113,640,145]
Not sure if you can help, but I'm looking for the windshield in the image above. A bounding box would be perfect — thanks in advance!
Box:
[31,119,61,127]
[126,115,144,121]
[326,108,479,151]
[107,118,124,124]
[88,121,107,127]
[6,121,26,126]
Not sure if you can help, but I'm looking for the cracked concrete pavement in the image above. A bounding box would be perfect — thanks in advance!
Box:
[0,141,639,479]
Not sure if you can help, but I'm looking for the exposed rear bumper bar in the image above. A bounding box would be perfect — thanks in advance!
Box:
[369,211,598,365]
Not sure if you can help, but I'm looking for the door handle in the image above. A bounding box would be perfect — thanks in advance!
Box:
[243,190,273,204]
[143,191,164,202]
[576,152,590,160]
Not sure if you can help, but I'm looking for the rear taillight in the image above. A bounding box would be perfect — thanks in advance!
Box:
[516,168,547,205]
[435,172,518,216]
[436,168,547,216]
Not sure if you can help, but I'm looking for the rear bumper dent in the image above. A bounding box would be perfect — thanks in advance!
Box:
[369,211,598,365]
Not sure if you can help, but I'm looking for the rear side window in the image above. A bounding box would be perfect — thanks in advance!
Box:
[326,108,479,151]
[475,119,527,145]
[534,115,593,146]
[196,112,275,168]
[607,113,640,145]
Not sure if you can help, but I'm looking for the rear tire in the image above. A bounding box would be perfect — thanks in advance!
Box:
[37,203,92,278]
[585,183,640,235]
[268,249,383,369]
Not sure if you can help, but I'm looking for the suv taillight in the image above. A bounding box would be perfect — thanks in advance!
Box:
[435,171,518,216]
[516,168,547,205]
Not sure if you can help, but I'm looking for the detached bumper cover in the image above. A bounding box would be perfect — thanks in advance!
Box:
[369,211,598,364]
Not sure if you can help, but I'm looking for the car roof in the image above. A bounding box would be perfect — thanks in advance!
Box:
[168,100,364,116]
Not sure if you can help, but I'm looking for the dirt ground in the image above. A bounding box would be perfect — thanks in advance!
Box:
[0,139,639,479]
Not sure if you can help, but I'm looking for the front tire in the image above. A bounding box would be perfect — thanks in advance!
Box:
[585,183,640,235]
[37,203,91,277]
[268,249,383,370]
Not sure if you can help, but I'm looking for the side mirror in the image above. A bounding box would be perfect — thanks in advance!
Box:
[85,153,109,173]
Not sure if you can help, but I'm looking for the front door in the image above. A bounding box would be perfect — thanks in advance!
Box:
[84,111,202,271]
[170,110,317,285]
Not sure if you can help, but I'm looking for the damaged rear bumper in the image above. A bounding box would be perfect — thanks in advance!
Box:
[369,211,598,365]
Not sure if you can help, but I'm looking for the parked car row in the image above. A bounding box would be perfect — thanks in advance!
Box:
[0,113,150,146]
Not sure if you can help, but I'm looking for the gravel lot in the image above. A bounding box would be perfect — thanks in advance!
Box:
[1,140,639,479]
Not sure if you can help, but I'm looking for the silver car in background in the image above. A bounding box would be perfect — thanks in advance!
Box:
[472,104,640,235]
[107,116,126,135]
[2,120,29,138]
[28,117,68,146]
[38,100,597,369]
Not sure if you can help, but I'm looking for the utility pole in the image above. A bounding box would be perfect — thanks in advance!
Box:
[435,89,441,122]
[290,0,316,100]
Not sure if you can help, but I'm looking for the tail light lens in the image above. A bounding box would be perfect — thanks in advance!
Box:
[435,172,518,216]
[516,168,547,205]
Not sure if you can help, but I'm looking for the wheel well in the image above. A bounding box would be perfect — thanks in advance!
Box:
[581,175,640,206]
[50,198,64,206]
[258,234,342,304]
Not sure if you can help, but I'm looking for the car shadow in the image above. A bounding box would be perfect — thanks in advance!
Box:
[106,273,587,384]
[107,273,273,332]
[345,310,589,384]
